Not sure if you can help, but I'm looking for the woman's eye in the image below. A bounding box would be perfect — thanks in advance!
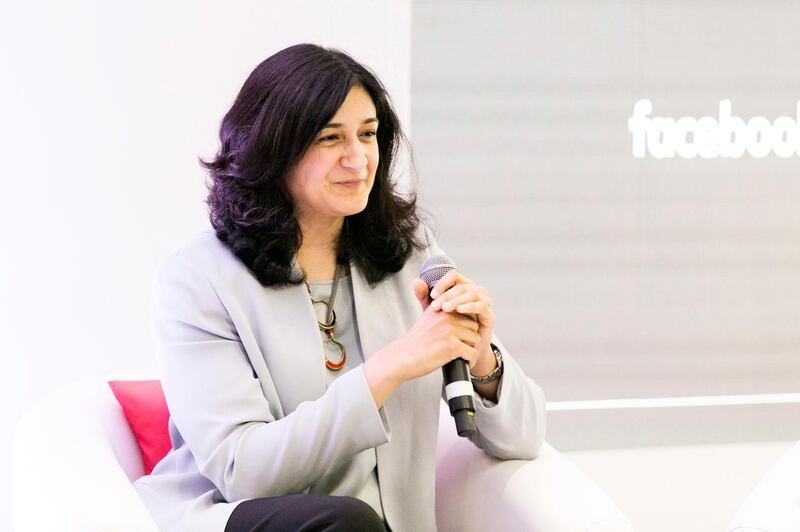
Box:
[318,130,376,143]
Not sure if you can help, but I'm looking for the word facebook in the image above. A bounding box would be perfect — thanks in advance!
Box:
[628,99,800,159]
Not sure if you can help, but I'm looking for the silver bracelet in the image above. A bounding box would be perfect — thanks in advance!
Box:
[470,343,504,384]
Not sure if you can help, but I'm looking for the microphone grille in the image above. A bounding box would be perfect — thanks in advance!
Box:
[419,254,457,290]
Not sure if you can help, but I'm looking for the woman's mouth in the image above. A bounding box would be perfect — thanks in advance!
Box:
[334,180,365,189]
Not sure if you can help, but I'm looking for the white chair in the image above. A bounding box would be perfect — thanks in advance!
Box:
[728,441,800,532]
[14,376,634,532]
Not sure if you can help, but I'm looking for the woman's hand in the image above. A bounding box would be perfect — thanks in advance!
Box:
[419,272,497,377]
[364,284,481,407]
[394,299,482,381]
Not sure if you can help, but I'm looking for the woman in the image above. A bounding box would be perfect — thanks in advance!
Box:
[134,43,546,532]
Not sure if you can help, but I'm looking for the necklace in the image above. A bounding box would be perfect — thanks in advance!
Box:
[305,263,346,371]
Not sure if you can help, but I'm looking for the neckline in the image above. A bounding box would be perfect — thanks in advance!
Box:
[306,274,351,287]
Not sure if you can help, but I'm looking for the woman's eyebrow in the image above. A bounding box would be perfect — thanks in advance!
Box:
[322,117,379,129]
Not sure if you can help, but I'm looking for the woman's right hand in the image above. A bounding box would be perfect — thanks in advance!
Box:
[391,303,483,381]
[363,279,481,407]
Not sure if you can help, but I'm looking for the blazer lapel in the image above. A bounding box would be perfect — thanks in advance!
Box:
[257,268,327,414]
[350,263,399,362]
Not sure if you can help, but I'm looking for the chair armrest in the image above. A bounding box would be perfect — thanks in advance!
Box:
[435,404,634,532]
[13,378,159,532]
[728,441,800,532]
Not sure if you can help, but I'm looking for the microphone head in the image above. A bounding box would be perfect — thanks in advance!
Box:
[419,254,457,291]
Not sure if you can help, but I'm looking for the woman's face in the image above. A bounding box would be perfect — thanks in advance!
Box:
[287,85,380,227]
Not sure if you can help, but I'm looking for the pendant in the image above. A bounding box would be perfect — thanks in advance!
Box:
[306,277,346,371]
[324,336,347,371]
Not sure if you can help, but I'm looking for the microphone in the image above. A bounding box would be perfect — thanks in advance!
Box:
[419,255,477,438]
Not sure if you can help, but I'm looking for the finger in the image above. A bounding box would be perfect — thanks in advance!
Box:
[456,343,480,368]
[453,301,491,316]
[440,290,482,312]
[412,278,431,310]
[430,270,471,299]
[456,327,482,348]
[431,284,468,310]
[448,312,480,332]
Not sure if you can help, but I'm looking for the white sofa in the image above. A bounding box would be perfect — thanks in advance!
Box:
[728,440,800,532]
[14,376,634,532]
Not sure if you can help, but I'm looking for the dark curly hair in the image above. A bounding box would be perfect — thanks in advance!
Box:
[201,43,424,287]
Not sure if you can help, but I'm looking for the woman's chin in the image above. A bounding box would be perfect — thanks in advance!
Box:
[343,200,369,217]
[335,193,371,216]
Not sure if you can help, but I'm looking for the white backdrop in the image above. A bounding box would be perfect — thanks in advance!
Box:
[0,1,410,528]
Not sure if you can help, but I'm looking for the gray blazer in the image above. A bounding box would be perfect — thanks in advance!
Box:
[134,226,546,532]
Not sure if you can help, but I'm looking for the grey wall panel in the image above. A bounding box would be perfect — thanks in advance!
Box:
[411,1,800,407]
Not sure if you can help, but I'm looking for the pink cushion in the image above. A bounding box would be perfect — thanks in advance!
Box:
[108,380,171,475]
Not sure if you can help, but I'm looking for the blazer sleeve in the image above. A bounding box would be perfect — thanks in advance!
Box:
[465,337,547,460]
[423,226,547,460]
[151,251,390,502]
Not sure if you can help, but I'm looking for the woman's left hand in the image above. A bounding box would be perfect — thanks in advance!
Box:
[427,271,496,374]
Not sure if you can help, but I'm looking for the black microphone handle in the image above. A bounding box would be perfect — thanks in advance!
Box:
[443,358,477,437]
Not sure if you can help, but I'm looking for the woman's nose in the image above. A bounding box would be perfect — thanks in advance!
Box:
[340,139,367,171]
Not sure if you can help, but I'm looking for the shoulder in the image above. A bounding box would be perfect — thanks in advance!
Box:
[155,229,251,289]
[392,223,444,280]
[415,223,434,247]
[171,228,233,263]
[413,223,444,261]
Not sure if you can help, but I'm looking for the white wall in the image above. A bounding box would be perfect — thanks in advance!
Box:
[567,439,796,532]
[1,1,410,528]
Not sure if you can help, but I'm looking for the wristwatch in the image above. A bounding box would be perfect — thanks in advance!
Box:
[470,343,504,384]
